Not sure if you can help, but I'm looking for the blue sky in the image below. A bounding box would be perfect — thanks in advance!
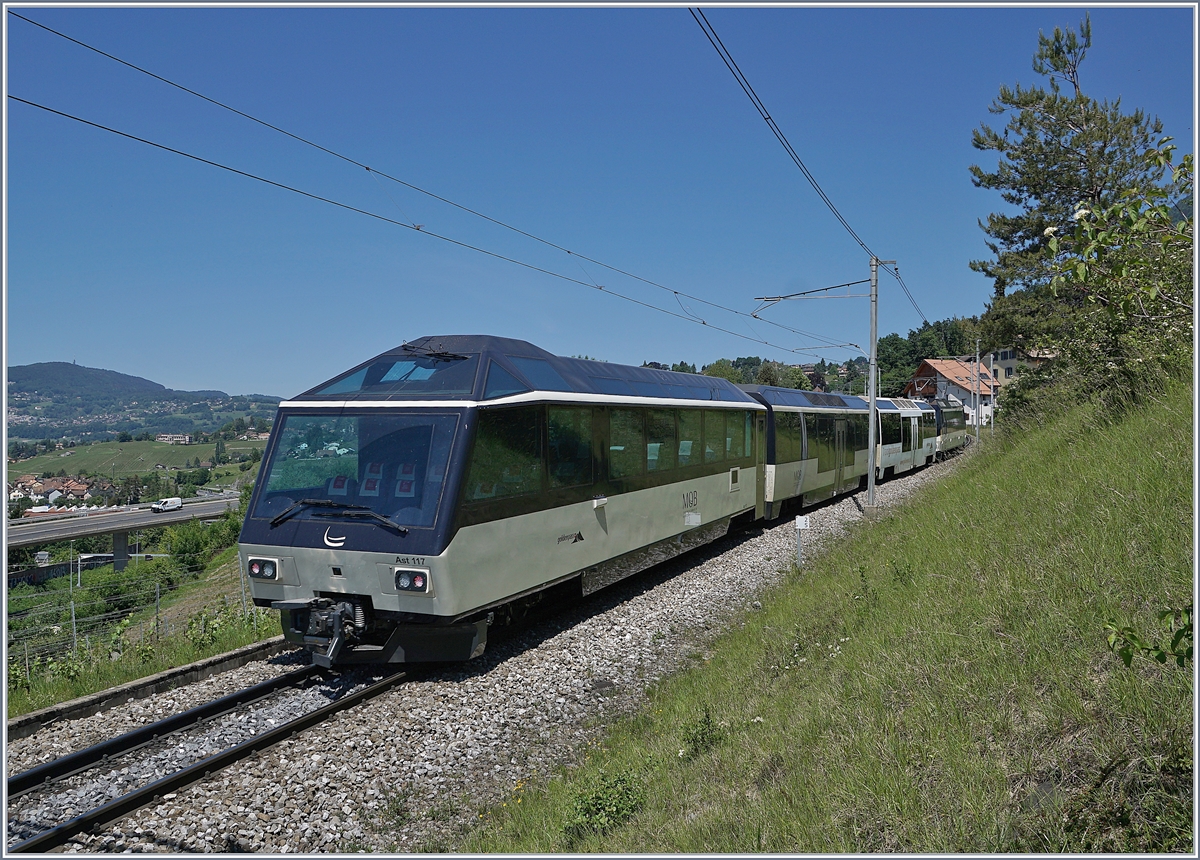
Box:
[5,5,1194,398]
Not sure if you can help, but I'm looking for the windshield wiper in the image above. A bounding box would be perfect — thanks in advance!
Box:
[312,508,409,535]
[270,499,366,528]
[401,342,468,361]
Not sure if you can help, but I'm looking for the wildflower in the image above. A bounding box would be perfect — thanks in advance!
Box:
[752,716,764,724]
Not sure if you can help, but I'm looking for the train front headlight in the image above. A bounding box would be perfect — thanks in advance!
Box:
[394,567,430,593]
[248,557,279,580]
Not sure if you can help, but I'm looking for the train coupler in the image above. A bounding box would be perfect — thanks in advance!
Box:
[272,597,362,667]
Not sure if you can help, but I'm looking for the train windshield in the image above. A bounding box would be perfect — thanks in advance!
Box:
[251,412,461,529]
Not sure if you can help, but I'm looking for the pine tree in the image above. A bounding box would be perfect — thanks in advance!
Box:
[969,15,1165,298]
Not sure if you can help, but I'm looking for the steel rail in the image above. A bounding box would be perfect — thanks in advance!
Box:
[7,664,323,798]
[8,668,407,854]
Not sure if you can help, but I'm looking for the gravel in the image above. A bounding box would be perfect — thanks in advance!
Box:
[6,453,968,853]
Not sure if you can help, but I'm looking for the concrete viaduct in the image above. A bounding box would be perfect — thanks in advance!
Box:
[6,497,239,572]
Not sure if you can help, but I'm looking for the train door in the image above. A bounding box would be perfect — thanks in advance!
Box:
[755,411,766,519]
[834,418,847,493]
[911,416,921,469]
[900,414,913,471]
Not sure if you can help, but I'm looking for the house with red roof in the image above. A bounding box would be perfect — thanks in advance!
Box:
[903,358,997,425]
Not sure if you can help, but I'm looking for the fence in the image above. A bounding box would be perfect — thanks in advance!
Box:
[7,555,135,588]
[7,555,254,671]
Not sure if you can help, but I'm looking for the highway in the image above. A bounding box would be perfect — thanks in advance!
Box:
[6,497,239,549]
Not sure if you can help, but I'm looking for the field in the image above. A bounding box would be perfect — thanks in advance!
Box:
[464,378,1193,853]
[9,439,266,483]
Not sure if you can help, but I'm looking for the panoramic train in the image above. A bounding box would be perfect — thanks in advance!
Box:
[238,336,966,666]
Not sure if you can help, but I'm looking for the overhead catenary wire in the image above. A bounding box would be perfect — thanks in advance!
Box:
[9,94,856,361]
[8,10,852,354]
[751,279,871,315]
[688,7,931,327]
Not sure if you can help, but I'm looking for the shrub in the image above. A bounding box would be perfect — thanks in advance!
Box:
[563,768,646,843]
[679,707,725,760]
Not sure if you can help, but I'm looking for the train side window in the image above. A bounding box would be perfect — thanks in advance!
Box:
[847,414,866,451]
[647,410,677,472]
[482,361,530,400]
[465,407,543,500]
[678,409,701,466]
[802,413,834,470]
[901,416,913,452]
[816,416,835,472]
[509,357,572,391]
[547,407,593,489]
[779,412,801,462]
[880,413,902,445]
[609,408,645,479]
[703,410,726,463]
[727,410,747,460]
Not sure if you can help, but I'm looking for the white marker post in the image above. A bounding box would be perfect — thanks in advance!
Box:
[795,514,810,566]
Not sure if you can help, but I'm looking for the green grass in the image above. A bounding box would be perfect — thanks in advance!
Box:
[7,546,279,718]
[463,378,1193,853]
[10,439,250,479]
[202,456,264,490]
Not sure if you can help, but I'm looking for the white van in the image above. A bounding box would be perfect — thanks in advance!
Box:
[151,497,183,513]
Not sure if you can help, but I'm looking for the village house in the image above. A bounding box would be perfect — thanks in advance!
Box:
[903,358,997,425]
[987,347,1053,388]
[10,473,106,505]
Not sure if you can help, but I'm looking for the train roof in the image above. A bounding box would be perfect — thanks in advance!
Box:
[289,335,761,406]
[878,397,935,412]
[738,385,868,411]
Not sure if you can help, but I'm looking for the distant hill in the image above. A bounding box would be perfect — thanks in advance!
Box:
[7,361,280,441]
[8,362,228,401]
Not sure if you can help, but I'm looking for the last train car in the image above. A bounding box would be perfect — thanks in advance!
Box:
[239,336,766,666]
[931,399,968,459]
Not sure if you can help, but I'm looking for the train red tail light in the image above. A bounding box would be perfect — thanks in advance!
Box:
[394,567,430,593]
[248,557,279,579]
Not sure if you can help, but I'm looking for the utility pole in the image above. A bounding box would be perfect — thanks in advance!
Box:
[989,352,995,438]
[975,338,981,444]
[866,257,895,517]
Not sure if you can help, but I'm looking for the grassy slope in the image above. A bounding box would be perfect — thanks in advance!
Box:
[7,547,278,718]
[465,378,1193,853]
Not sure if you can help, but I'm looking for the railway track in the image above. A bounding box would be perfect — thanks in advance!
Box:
[7,665,407,853]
